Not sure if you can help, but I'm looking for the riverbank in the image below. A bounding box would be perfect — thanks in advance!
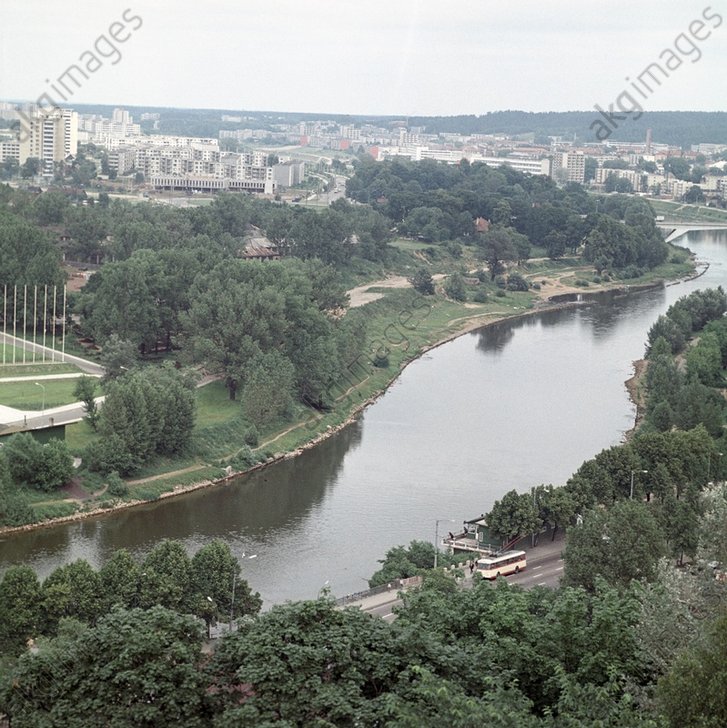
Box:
[0,257,699,537]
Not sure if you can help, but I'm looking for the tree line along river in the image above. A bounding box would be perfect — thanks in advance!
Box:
[1,230,727,606]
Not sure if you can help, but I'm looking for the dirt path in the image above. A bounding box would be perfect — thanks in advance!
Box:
[347,276,412,308]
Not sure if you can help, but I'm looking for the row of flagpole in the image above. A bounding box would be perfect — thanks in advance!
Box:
[1,284,67,365]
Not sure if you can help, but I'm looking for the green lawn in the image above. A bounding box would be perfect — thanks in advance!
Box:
[0,379,80,410]
[194,380,241,427]
[649,200,727,224]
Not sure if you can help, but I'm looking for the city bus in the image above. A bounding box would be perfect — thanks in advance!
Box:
[475,550,527,579]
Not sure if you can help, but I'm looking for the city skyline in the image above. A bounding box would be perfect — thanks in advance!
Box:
[0,1,725,117]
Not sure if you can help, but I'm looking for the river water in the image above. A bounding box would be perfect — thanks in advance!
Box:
[2,230,727,605]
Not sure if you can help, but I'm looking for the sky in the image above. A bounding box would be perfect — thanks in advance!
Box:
[1,1,726,116]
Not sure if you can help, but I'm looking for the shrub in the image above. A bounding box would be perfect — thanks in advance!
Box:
[593,275,602,284]
[574,279,590,287]
[506,273,529,291]
[532,282,541,291]
[244,426,259,447]
[410,268,435,295]
[373,353,389,368]
[495,289,507,298]
[106,471,129,498]
[473,290,489,303]
[494,275,507,289]
[444,272,467,302]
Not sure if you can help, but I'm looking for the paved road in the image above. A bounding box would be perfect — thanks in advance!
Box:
[356,534,566,619]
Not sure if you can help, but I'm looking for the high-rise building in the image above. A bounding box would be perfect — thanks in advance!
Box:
[555,151,585,183]
[13,107,78,174]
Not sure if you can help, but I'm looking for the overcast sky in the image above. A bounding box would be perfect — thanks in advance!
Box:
[1,1,725,116]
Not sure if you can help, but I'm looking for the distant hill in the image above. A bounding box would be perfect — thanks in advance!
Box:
[68,103,727,148]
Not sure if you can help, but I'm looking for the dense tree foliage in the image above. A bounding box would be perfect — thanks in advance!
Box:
[85,365,196,474]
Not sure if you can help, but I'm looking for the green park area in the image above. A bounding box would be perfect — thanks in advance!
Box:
[0,378,82,410]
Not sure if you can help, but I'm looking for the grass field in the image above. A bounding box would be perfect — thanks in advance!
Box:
[0,379,81,410]
[649,199,727,224]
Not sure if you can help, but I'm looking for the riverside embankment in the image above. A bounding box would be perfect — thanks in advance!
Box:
[2,230,726,605]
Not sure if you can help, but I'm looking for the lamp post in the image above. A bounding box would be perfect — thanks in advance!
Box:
[34,381,45,416]
[434,518,456,569]
[630,469,648,500]
[707,451,723,483]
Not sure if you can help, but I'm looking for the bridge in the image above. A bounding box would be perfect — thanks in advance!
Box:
[656,221,727,244]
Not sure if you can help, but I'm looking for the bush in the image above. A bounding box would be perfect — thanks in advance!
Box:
[445,241,463,258]
[620,265,643,279]
[472,290,489,303]
[506,273,529,291]
[532,282,541,291]
[244,426,259,447]
[373,352,389,368]
[410,268,435,295]
[592,275,601,284]
[494,275,507,289]
[84,433,139,476]
[574,279,590,287]
[106,471,129,498]
[495,289,507,298]
[444,272,467,302]
[476,269,488,282]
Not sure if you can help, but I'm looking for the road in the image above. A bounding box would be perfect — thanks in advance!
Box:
[356,534,565,620]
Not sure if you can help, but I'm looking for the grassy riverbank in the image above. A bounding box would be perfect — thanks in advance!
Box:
[0,244,698,534]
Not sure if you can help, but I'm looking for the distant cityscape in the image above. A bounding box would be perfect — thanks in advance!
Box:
[0,101,726,204]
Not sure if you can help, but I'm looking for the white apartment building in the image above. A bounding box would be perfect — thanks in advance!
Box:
[1,107,78,174]
[272,161,306,187]
[554,151,585,184]
[594,167,645,190]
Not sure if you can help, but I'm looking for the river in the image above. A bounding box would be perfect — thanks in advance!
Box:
[2,230,727,605]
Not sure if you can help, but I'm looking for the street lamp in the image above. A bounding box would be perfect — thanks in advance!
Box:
[434,518,456,569]
[630,469,648,500]
[34,382,45,416]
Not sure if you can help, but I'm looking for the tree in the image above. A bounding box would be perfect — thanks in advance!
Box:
[139,540,193,612]
[2,432,43,486]
[98,333,139,380]
[563,500,667,591]
[73,375,99,429]
[2,433,73,492]
[410,267,435,295]
[657,613,727,728]
[477,225,520,279]
[99,549,141,610]
[537,485,577,540]
[190,540,261,637]
[206,599,401,726]
[241,350,295,427]
[41,560,103,632]
[486,489,541,545]
[2,607,208,728]
[0,566,42,654]
[444,272,467,301]
[20,157,39,178]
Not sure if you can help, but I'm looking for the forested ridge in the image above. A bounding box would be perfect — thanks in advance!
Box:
[67,104,727,147]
